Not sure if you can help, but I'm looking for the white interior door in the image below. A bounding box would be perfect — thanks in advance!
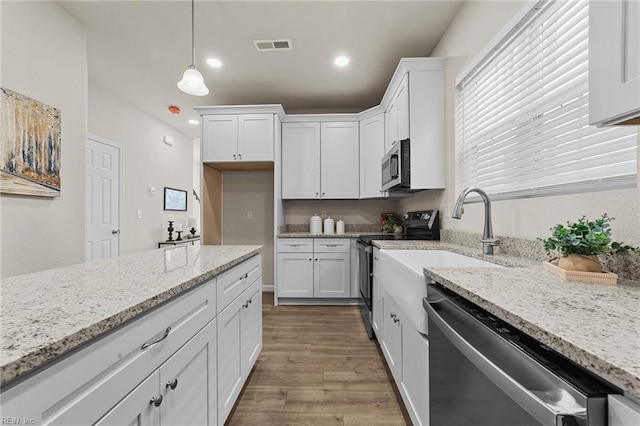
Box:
[86,137,121,261]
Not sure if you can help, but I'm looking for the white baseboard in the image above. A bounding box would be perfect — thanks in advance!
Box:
[261,284,274,292]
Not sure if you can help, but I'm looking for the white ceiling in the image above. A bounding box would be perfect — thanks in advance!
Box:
[59,1,464,139]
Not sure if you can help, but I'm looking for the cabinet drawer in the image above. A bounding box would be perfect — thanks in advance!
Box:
[277,238,313,252]
[1,279,217,424]
[314,238,350,253]
[217,254,262,313]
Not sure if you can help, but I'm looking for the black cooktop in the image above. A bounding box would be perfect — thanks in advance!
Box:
[358,210,440,244]
[357,234,413,244]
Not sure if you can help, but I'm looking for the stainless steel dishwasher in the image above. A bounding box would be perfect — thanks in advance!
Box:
[424,283,621,426]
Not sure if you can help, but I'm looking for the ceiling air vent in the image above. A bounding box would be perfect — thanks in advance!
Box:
[254,39,293,51]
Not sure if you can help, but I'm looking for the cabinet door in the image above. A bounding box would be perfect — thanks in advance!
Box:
[381,292,402,381]
[313,252,351,298]
[202,115,239,162]
[396,74,410,140]
[276,252,314,297]
[589,0,640,125]
[384,98,398,153]
[160,319,217,426]
[238,114,274,161]
[359,114,386,199]
[282,122,321,199]
[217,299,243,424]
[401,325,429,426]
[320,122,360,199]
[94,371,160,426]
[241,282,262,375]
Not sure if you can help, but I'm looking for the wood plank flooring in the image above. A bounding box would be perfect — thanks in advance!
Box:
[226,293,411,425]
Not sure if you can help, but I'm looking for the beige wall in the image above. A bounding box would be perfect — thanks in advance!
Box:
[88,82,194,254]
[0,1,87,278]
[401,0,640,244]
[223,171,275,285]
[284,199,399,228]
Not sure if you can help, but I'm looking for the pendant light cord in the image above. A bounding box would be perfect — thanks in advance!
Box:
[191,0,195,66]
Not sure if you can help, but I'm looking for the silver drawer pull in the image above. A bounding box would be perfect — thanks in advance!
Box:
[150,395,163,407]
[288,244,303,247]
[324,244,340,247]
[141,326,171,350]
[166,379,178,390]
[239,272,249,280]
[393,317,400,324]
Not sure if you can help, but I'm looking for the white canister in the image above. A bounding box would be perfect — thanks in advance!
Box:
[324,217,335,234]
[336,220,345,234]
[310,214,322,233]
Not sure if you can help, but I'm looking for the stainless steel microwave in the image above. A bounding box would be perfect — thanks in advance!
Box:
[381,139,411,191]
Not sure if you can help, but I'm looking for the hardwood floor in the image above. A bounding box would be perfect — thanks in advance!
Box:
[226,293,411,425]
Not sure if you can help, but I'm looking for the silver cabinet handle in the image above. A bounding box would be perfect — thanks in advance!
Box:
[239,272,249,280]
[316,192,319,197]
[390,313,396,319]
[166,379,178,390]
[243,301,250,309]
[150,395,163,407]
[289,243,303,247]
[392,140,397,145]
[238,153,242,159]
[141,327,171,350]
[233,154,237,160]
[393,317,400,324]
[374,256,379,261]
[112,229,120,235]
[324,244,339,247]
[308,258,312,261]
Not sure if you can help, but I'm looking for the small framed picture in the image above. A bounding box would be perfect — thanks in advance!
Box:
[164,187,187,211]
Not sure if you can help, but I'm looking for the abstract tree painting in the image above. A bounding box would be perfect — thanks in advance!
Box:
[0,88,61,197]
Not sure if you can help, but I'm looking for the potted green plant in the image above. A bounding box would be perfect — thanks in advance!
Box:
[541,214,637,272]
[382,213,403,234]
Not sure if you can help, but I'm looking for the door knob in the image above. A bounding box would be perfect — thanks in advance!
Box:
[150,395,163,407]
[112,229,120,235]
[166,379,178,390]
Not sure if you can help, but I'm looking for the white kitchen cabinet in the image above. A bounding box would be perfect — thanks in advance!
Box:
[281,122,359,199]
[277,252,314,297]
[202,114,274,162]
[372,247,383,339]
[360,113,386,199]
[380,289,429,426]
[320,122,359,199]
[281,122,321,198]
[609,394,640,426]
[314,253,351,298]
[381,291,403,380]
[217,278,262,425]
[384,74,409,152]
[589,0,640,126]
[276,238,351,299]
[95,371,160,426]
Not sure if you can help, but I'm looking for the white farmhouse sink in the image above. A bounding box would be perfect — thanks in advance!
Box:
[379,250,501,334]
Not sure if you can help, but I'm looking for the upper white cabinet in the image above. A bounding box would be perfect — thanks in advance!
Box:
[384,74,410,152]
[202,113,274,162]
[281,122,321,198]
[360,113,386,199]
[282,122,359,199]
[589,0,640,126]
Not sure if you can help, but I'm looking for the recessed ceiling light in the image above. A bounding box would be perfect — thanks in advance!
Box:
[189,119,199,125]
[207,58,222,68]
[334,56,349,67]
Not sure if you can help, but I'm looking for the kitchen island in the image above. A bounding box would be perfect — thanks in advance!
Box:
[375,240,640,401]
[1,244,262,425]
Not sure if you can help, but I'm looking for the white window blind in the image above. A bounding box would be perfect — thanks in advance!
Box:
[455,0,637,200]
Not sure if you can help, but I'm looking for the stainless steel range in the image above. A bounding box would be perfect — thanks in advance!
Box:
[357,210,440,338]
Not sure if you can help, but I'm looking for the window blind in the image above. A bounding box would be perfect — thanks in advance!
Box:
[455,0,637,200]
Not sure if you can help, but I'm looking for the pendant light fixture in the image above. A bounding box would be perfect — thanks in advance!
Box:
[177,0,209,96]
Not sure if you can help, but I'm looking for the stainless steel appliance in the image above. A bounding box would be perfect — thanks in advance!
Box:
[424,283,621,426]
[381,138,412,192]
[357,210,440,338]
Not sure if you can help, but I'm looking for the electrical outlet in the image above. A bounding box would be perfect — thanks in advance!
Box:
[137,209,143,219]
[321,210,327,219]
[247,211,253,220]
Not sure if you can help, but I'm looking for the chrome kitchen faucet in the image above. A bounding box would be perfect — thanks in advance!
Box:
[452,187,500,254]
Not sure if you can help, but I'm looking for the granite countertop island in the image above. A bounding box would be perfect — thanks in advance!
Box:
[375,240,640,400]
[0,244,262,385]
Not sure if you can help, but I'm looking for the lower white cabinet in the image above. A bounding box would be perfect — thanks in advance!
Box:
[380,290,429,426]
[276,238,351,299]
[217,279,262,424]
[1,254,262,426]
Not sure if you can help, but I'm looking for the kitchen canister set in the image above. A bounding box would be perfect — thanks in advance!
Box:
[310,214,344,234]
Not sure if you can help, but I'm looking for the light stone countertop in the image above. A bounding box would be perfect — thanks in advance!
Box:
[277,232,364,238]
[0,244,262,385]
[374,240,640,399]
